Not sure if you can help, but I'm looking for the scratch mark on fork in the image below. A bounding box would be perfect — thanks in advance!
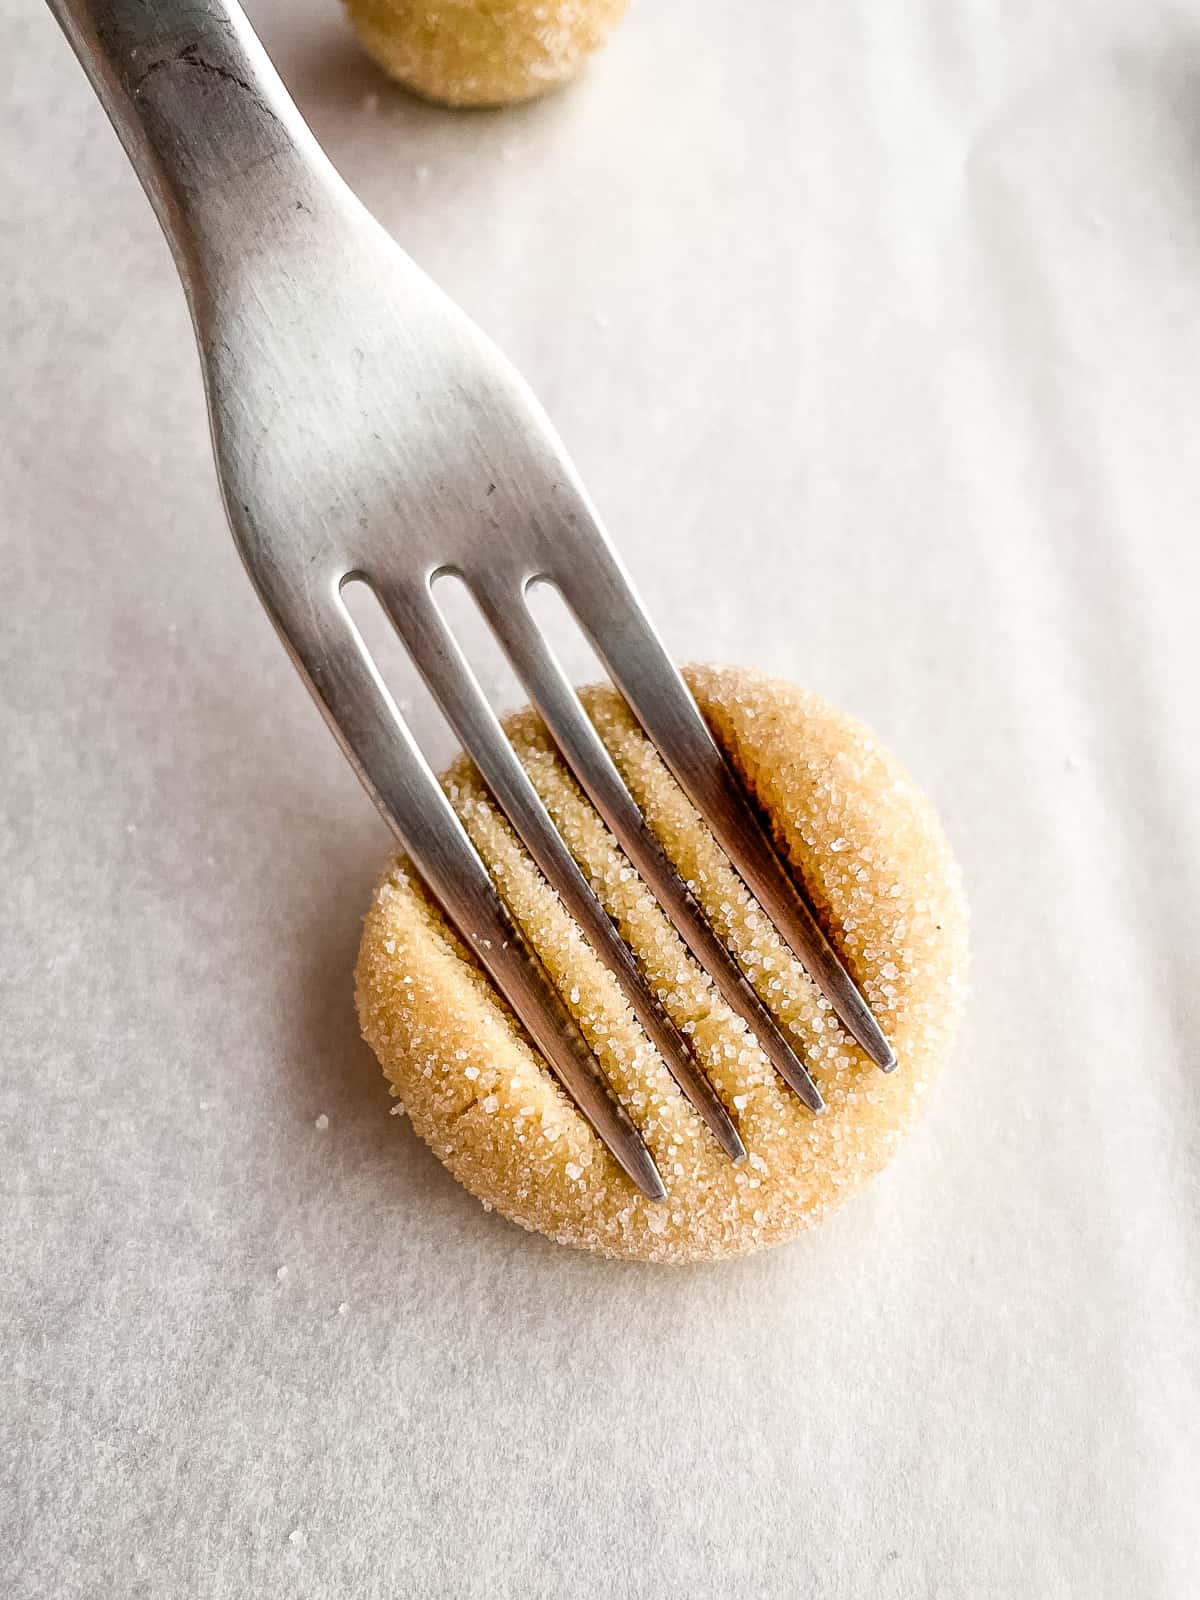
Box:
[133,41,255,100]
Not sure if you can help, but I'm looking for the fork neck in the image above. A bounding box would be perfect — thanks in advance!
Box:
[45,0,349,316]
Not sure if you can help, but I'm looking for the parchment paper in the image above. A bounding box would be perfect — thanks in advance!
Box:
[2,1,1198,1594]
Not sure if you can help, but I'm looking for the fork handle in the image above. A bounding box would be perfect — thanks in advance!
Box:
[45,0,343,311]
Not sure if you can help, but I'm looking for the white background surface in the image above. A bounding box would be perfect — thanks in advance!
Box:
[3,0,1199,1594]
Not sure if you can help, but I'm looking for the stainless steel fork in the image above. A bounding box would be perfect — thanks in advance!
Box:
[48,0,896,1199]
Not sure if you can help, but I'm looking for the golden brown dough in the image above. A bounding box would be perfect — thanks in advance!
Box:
[342,0,631,108]
[356,665,968,1262]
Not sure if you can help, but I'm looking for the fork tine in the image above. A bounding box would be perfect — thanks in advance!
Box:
[276,584,666,1199]
[471,579,827,1113]
[554,552,898,1075]
[372,576,747,1164]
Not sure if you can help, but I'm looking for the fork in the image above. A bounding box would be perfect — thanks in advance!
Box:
[47,0,896,1199]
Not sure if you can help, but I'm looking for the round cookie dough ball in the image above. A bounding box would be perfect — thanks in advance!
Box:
[343,0,631,108]
[356,665,968,1263]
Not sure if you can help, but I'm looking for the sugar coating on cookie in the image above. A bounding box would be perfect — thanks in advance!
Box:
[343,0,631,108]
[356,665,969,1262]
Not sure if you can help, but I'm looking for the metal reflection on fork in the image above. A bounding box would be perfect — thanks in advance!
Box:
[46,0,897,1200]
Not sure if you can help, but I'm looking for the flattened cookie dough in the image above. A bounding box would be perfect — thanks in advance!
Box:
[356,665,968,1262]
[342,0,631,108]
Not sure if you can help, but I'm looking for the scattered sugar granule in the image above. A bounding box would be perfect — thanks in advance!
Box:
[314,1113,329,1131]
[482,1095,499,1114]
[288,1527,305,1547]
[337,1302,349,1316]
[276,1266,289,1283]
